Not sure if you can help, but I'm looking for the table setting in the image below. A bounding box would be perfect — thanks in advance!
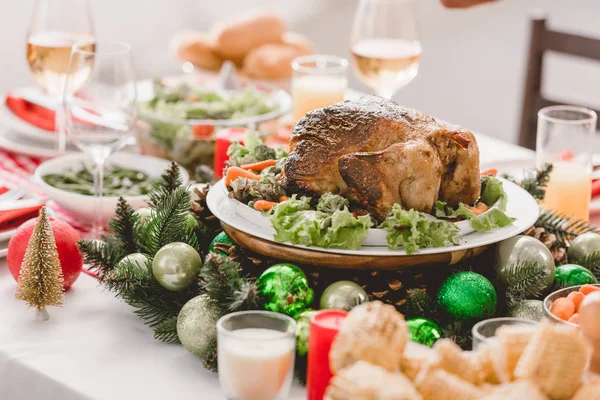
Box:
[2,0,600,399]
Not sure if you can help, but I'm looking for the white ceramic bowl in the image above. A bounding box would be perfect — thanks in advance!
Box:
[35,152,189,224]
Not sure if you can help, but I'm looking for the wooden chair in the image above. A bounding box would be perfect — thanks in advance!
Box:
[519,15,600,150]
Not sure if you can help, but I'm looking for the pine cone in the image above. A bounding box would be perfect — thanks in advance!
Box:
[524,226,567,265]
[213,242,268,275]
[190,184,221,232]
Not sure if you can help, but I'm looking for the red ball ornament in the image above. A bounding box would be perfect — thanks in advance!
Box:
[8,216,83,290]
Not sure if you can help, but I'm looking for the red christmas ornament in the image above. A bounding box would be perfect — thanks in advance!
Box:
[8,216,83,290]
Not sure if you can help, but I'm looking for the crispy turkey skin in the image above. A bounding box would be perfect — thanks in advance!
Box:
[282,96,480,221]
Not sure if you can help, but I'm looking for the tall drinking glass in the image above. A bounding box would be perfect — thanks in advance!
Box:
[64,42,136,238]
[351,0,421,99]
[217,311,296,400]
[291,55,348,123]
[536,106,597,220]
[26,0,95,152]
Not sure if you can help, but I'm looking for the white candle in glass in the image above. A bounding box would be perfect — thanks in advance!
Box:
[217,312,296,400]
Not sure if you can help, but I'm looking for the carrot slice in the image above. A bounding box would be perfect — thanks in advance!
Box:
[567,291,586,312]
[579,284,600,295]
[225,166,259,186]
[480,168,497,176]
[279,196,290,202]
[240,159,276,171]
[568,313,579,324]
[253,200,278,211]
[551,297,575,321]
[469,202,489,216]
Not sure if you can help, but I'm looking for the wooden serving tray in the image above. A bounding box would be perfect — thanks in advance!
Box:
[222,223,489,271]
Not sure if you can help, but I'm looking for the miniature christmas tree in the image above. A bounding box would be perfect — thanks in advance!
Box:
[15,207,64,321]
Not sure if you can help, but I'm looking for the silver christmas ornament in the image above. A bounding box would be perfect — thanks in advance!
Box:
[494,235,556,291]
[177,295,220,358]
[319,281,369,311]
[117,253,149,271]
[507,300,544,322]
[152,242,202,291]
[567,232,600,261]
[134,207,153,223]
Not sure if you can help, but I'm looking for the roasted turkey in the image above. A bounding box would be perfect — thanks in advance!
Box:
[282,96,480,221]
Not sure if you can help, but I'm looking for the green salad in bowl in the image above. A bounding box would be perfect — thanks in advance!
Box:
[223,132,516,254]
[136,78,291,173]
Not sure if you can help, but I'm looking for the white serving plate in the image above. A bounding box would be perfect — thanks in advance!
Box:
[34,152,189,224]
[207,177,539,256]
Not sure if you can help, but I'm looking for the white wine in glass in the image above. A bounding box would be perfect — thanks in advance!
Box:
[26,0,95,151]
[351,0,421,99]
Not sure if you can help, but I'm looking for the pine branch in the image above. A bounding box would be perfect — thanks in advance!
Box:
[521,163,553,200]
[108,197,139,254]
[200,254,244,307]
[535,209,598,248]
[149,162,183,208]
[153,315,180,344]
[77,239,125,279]
[402,288,436,319]
[228,281,260,312]
[140,187,196,255]
[576,250,600,280]
[440,321,471,350]
[104,259,198,331]
[503,260,548,300]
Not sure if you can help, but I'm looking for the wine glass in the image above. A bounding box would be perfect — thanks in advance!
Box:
[64,42,137,238]
[26,0,95,152]
[351,0,421,99]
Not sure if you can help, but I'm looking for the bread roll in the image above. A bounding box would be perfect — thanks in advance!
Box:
[169,31,223,71]
[243,43,309,80]
[211,11,286,61]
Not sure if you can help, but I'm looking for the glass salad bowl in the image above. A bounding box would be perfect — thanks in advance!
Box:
[135,75,291,174]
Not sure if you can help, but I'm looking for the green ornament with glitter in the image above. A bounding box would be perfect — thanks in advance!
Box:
[406,318,442,347]
[208,231,235,256]
[554,264,598,288]
[437,271,497,320]
[256,263,314,316]
[295,309,317,356]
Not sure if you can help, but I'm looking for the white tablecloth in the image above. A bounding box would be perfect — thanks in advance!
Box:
[0,134,534,400]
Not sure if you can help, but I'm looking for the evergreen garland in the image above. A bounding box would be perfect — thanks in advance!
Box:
[520,163,552,200]
[502,260,549,300]
[534,209,598,248]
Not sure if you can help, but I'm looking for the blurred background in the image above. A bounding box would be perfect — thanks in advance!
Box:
[2,0,600,143]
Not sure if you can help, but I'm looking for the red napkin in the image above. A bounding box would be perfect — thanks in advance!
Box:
[0,204,43,233]
[5,95,55,131]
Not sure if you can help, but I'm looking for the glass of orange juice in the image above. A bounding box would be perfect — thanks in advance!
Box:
[291,55,349,123]
[536,106,597,220]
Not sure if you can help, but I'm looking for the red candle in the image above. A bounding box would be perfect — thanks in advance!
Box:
[213,127,247,178]
[307,310,348,400]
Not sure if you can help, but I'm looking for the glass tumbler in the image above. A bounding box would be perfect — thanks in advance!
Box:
[291,55,348,123]
[536,106,597,220]
[217,311,296,400]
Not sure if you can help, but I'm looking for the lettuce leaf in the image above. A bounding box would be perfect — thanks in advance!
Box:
[434,176,515,232]
[269,195,373,250]
[434,201,476,219]
[381,204,460,254]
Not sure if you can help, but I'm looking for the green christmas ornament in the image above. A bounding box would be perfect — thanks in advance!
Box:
[319,280,368,311]
[185,213,200,231]
[295,309,317,357]
[208,231,235,256]
[134,207,153,223]
[555,264,598,287]
[152,242,202,291]
[494,235,556,290]
[177,295,220,358]
[507,300,544,322]
[256,263,314,316]
[437,271,497,320]
[117,252,150,272]
[568,232,600,261]
[406,318,441,347]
